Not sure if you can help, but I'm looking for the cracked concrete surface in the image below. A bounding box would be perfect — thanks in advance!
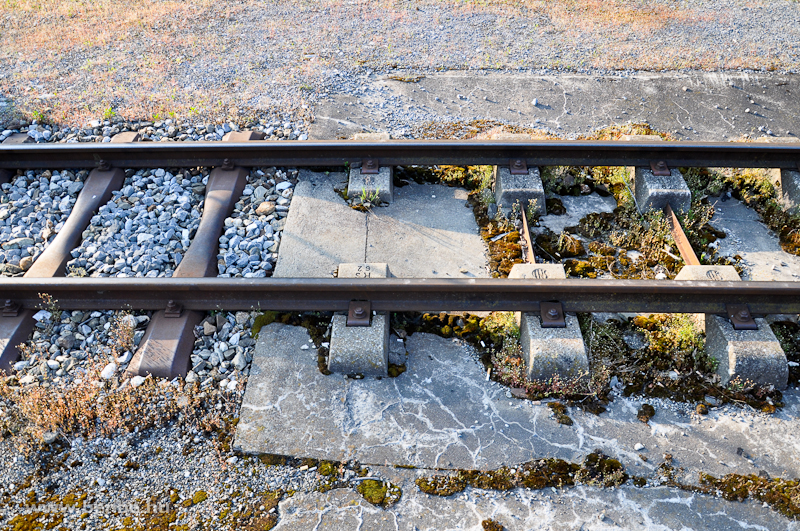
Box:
[310,71,800,141]
[237,324,800,481]
[237,323,800,529]
[273,466,796,531]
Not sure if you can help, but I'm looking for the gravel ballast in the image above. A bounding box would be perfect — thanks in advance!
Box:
[66,168,206,278]
[217,168,296,279]
[0,170,86,276]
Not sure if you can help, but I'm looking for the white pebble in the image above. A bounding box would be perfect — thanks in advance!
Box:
[100,362,117,380]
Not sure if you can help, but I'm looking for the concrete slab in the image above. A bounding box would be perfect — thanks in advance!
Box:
[711,198,800,281]
[537,192,617,235]
[236,324,800,496]
[508,263,566,280]
[337,262,390,279]
[328,313,389,377]
[755,137,800,212]
[631,166,691,213]
[781,169,800,212]
[273,466,793,531]
[349,166,394,204]
[329,262,390,377]
[310,71,800,141]
[494,166,545,216]
[273,170,366,278]
[674,265,740,282]
[366,183,488,278]
[706,315,788,390]
[520,313,588,382]
[238,323,574,469]
[275,178,488,279]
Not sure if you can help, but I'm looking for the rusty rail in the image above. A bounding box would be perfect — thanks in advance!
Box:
[2,140,800,170]
[664,204,701,266]
[1,277,799,315]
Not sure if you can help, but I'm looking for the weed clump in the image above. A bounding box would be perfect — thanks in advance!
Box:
[580,313,782,410]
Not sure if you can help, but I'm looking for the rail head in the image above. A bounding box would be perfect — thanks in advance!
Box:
[1,140,800,169]
[0,277,798,315]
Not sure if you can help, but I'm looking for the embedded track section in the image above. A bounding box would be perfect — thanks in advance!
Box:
[1,139,799,379]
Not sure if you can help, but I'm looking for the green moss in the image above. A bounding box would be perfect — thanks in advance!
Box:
[547,402,573,425]
[318,461,337,476]
[258,453,289,467]
[417,451,624,497]
[388,363,406,378]
[415,475,467,496]
[251,311,278,338]
[575,451,628,487]
[192,491,207,505]
[698,472,800,519]
[545,197,566,215]
[356,480,402,508]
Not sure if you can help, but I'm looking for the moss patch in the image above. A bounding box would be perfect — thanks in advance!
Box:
[698,472,800,519]
[415,475,467,496]
[356,480,402,508]
[482,518,505,531]
[636,403,656,423]
[547,402,573,425]
[416,451,626,497]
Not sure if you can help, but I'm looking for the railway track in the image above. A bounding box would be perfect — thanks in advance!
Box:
[0,137,799,384]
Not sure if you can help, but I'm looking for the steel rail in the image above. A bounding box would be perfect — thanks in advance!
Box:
[2,140,800,170]
[1,277,799,314]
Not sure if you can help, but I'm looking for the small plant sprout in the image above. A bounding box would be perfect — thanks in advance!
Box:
[360,187,381,205]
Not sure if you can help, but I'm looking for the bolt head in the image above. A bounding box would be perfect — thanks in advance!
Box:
[547,308,559,318]
[737,310,750,321]
[354,307,365,317]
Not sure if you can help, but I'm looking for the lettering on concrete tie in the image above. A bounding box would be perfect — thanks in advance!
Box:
[355,265,371,278]
[706,270,723,281]
[529,268,548,279]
